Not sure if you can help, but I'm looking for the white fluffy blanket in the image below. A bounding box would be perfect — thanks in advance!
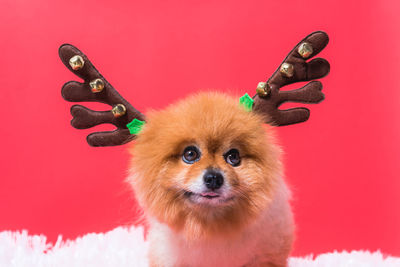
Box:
[0,226,399,267]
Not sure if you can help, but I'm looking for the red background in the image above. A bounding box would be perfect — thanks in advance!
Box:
[1,0,399,257]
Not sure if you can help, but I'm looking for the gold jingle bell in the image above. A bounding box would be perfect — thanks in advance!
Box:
[256,81,271,97]
[89,78,105,93]
[298,42,313,58]
[69,55,85,70]
[280,63,294,78]
[112,104,127,117]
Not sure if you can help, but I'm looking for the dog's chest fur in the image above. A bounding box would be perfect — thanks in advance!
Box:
[147,181,294,267]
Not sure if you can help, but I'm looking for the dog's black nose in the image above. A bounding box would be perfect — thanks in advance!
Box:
[203,170,224,190]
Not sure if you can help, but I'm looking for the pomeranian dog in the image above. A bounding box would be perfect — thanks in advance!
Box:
[59,31,329,267]
[128,92,294,267]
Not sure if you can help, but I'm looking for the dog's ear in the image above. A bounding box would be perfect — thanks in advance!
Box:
[59,44,146,146]
[252,31,330,126]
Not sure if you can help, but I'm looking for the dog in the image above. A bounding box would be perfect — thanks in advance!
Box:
[128,92,294,267]
[59,31,329,267]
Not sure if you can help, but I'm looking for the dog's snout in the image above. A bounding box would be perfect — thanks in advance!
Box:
[203,170,224,190]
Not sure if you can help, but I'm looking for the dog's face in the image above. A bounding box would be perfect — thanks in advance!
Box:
[128,92,282,239]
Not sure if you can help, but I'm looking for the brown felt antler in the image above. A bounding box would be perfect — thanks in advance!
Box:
[59,31,329,147]
[252,31,330,126]
[59,44,145,147]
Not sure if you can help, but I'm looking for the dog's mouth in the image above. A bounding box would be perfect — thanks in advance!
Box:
[183,190,233,204]
[184,190,219,198]
[200,192,220,198]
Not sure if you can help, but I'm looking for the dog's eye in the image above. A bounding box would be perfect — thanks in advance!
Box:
[224,149,241,167]
[182,146,201,164]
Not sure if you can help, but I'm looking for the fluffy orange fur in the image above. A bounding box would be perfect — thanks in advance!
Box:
[128,92,282,240]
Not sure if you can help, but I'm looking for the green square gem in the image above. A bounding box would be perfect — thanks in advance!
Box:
[239,93,254,112]
[126,118,146,135]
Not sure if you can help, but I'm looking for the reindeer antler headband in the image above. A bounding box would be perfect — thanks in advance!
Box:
[59,31,330,147]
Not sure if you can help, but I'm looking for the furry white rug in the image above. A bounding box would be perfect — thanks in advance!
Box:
[0,226,399,267]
